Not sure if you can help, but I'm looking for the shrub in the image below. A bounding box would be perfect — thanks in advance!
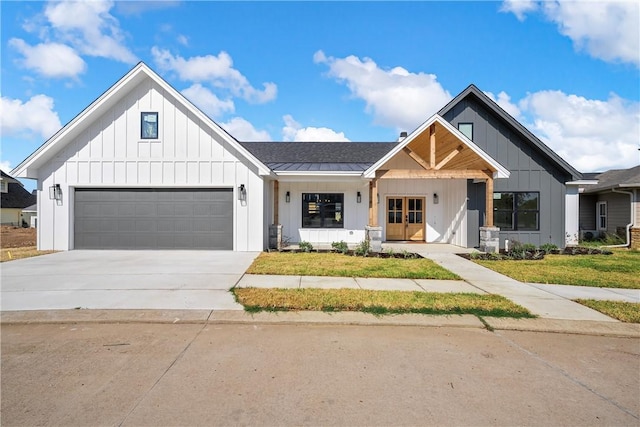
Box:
[354,240,371,257]
[539,243,558,254]
[298,241,314,253]
[331,240,349,254]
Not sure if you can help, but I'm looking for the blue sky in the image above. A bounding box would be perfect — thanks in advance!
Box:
[2,0,639,189]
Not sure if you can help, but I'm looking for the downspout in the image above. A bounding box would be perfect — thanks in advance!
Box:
[603,188,633,248]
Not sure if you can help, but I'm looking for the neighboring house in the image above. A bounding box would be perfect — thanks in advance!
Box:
[11,63,584,252]
[1,170,37,227]
[579,166,640,249]
[22,204,38,228]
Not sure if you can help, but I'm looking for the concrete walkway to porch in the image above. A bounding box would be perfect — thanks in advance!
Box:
[237,243,629,321]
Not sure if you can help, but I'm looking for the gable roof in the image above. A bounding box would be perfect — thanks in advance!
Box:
[363,114,510,179]
[438,84,582,181]
[240,141,396,173]
[582,165,640,193]
[1,171,36,209]
[11,62,271,178]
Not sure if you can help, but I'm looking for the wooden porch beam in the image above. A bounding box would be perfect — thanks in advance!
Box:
[435,145,463,170]
[402,147,431,170]
[369,179,378,226]
[273,180,279,225]
[429,124,436,168]
[485,176,494,227]
[376,169,493,180]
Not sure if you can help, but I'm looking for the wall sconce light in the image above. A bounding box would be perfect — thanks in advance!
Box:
[356,191,362,203]
[377,193,380,204]
[433,192,439,204]
[238,184,246,202]
[49,184,62,201]
[285,191,290,203]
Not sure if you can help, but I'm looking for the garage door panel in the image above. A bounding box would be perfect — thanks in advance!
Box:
[75,188,233,249]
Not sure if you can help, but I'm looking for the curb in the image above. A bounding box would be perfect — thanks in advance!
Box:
[2,309,639,337]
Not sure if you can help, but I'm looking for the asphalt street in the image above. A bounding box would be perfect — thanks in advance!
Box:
[2,322,638,426]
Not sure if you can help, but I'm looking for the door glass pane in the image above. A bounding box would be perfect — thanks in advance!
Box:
[388,212,395,224]
[416,212,423,224]
[395,199,402,210]
[408,212,415,223]
[395,212,403,223]
[409,199,415,210]
[415,199,422,210]
[388,199,394,210]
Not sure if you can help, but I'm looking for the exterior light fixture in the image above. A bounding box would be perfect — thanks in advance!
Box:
[49,184,62,201]
[238,184,246,202]
[356,191,362,203]
[285,191,290,203]
[433,193,439,204]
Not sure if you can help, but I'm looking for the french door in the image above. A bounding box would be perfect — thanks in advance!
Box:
[386,197,425,241]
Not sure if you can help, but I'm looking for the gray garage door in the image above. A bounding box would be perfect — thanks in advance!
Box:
[74,188,233,249]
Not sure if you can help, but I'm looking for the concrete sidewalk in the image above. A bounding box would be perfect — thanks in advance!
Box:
[236,251,638,322]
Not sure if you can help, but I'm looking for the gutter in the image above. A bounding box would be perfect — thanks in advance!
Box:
[603,188,634,248]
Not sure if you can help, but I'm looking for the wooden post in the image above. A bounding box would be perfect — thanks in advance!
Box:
[429,124,436,169]
[485,176,494,227]
[273,180,279,225]
[369,179,378,226]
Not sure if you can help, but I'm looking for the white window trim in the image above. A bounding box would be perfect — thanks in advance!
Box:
[596,201,607,231]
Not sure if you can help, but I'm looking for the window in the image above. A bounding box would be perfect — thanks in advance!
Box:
[494,192,539,231]
[0,181,7,193]
[141,112,158,139]
[302,193,344,228]
[458,123,473,140]
[597,201,607,231]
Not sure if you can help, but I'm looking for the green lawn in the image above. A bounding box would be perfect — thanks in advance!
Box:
[575,300,640,323]
[248,252,460,280]
[475,249,640,289]
[233,287,533,318]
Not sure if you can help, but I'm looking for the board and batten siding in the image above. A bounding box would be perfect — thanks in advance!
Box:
[377,178,467,246]
[442,97,572,248]
[277,180,370,245]
[37,77,264,251]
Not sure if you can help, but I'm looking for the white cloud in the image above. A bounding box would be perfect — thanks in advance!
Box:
[9,38,86,79]
[0,160,13,174]
[282,115,350,142]
[500,0,539,21]
[177,34,189,47]
[0,94,62,139]
[484,90,522,119]
[182,84,234,118]
[152,47,277,104]
[115,1,181,16]
[220,117,271,141]
[502,1,640,67]
[314,50,451,132]
[519,90,640,172]
[44,0,137,64]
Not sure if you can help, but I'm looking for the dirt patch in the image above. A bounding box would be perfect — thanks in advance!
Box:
[1,226,37,248]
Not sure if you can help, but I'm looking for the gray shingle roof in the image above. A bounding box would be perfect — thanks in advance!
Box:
[239,142,397,172]
[583,165,640,193]
[1,171,37,209]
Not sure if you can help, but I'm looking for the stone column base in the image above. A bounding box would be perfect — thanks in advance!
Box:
[631,227,640,250]
[365,225,383,253]
[269,224,283,250]
[479,226,500,253]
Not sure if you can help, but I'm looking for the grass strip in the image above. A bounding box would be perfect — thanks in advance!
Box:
[1,247,56,262]
[474,250,640,289]
[247,252,460,280]
[232,287,534,318]
[575,299,640,323]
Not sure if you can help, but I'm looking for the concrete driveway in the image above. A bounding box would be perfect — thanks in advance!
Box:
[1,250,259,311]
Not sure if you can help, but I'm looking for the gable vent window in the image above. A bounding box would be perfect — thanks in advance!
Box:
[141,112,158,139]
[458,123,473,141]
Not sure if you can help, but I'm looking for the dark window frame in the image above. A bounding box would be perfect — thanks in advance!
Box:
[493,191,540,231]
[458,122,473,141]
[302,193,344,229]
[141,112,159,139]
